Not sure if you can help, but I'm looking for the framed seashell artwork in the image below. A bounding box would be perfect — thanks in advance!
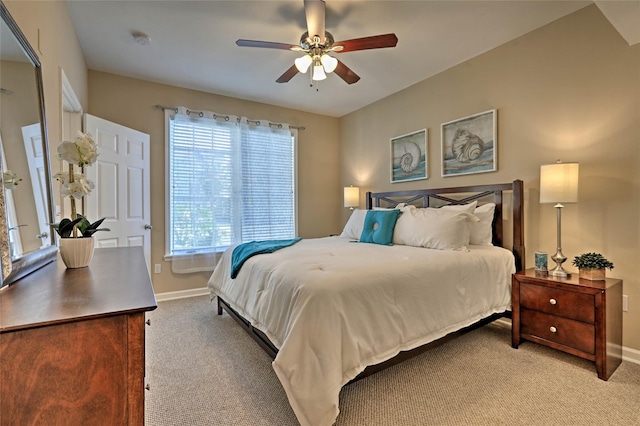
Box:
[390,129,428,183]
[441,109,497,177]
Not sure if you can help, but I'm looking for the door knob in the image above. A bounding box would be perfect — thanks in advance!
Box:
[36,232,49,239]
[144,224,153,230]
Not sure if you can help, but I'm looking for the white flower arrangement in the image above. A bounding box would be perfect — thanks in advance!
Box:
[3,170,21,190]
[57,131,98,167]
[53,172,95,199]
[54,131,109,238]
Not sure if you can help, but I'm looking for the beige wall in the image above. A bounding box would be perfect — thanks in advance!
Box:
[341,5,640,351]
[5,0,89,151]
[87,71,341,294]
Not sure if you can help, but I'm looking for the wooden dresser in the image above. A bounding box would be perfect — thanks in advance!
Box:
[0,247,157,425]
[511,268,622,380]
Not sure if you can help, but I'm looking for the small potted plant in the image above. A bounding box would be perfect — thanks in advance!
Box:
[53,131,110,268]
[572,252,614,281]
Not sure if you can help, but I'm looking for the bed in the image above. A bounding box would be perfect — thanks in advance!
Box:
[208,180,524,426]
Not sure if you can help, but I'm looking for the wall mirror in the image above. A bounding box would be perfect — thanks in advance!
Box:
[0,2,57,287]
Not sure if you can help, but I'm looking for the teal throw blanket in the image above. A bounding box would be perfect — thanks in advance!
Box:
[231,238,302,279]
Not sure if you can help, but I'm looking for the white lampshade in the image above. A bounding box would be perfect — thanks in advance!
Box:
[320,54,338,73]
[540,161,579,204]
[312,63,327,81]
[344,186,359,208]
[294,55,313,73]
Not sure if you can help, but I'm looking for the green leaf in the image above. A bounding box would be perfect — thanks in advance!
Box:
[85,217,106,231]
[572,252,614,270]
[76,215,110,237]
[53,217,83,238]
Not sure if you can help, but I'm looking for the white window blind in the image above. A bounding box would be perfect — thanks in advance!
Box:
[165,107,296,265]
[240,122,296,242]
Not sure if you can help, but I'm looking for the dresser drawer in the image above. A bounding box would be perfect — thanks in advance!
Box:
[521,308,595,355]
[520,282,595,323]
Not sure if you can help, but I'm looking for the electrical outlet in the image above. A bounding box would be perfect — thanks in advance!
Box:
[622,295,628,312]
[154,264,161,274]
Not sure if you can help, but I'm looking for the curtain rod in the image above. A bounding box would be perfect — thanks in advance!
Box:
[152,104,305,131]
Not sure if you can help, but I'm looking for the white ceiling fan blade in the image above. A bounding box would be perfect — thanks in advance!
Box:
[304,0,326,43]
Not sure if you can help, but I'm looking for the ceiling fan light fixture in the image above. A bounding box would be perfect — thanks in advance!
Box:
[320,54,338,73]
[312,62,327,81]
[295,54,313,73]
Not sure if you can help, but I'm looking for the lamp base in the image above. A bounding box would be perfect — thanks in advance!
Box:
[548,265,569,278]
[549,244,569,278]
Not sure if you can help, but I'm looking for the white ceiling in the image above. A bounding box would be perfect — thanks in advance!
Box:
[66,1,636,118]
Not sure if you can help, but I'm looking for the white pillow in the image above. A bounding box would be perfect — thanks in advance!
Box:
[439,201,477,214]
[471,203,496,246]
[373,203,405,210]
[440,201,496,245]
[393,205,478,250]
[340,208,367,239]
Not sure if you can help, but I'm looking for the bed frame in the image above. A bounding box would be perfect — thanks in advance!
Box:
[217,179,524,382]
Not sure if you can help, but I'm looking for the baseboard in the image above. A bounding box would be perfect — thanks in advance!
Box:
[155,287,209,302]
[493,317,512,330]
[492,317,640,366]
[623,346,640,365]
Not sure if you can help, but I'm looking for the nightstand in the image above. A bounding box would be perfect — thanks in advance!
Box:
[512,268,623,380]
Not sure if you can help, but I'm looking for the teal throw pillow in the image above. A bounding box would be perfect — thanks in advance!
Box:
[360,209,402,245]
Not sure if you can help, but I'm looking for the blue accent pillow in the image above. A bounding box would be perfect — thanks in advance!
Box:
[359,209,402,245]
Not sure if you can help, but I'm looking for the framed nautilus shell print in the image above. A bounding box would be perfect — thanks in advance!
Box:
[390,129,427,183]
[441,109,497,177]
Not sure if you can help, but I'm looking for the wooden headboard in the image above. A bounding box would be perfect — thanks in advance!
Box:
[365,180,524,271]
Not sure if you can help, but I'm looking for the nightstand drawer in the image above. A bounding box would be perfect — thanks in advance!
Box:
[520,282,595,323]
[521,308,595,355]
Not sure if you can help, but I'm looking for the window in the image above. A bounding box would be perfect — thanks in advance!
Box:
[165,108,296,258]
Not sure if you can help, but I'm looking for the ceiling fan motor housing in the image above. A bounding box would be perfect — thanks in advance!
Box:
[299,31,334,50]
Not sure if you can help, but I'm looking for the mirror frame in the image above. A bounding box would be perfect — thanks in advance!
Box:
[0,1,57,287]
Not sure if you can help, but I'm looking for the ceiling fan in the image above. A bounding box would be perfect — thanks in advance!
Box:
[236,0,398,85]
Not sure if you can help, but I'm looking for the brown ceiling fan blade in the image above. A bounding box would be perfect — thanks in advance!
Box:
[276,64,299,83]
[304,0,326,43]
[236,39,300,51]
[334,60,360,84]
[334,33,398,53]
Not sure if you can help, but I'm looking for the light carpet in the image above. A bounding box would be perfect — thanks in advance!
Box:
[145,296,640,425]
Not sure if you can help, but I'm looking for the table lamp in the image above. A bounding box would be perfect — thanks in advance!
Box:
[540,160,579,277]
[343,186,359,210]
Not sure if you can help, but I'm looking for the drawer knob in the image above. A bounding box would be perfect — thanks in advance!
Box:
[146,319,151,326]
[549,298,557,305]
[550,326,557,333]
[145,384,151,391]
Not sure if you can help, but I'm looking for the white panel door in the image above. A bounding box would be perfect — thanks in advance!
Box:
[21,123,50,248]
[83,114,151,272]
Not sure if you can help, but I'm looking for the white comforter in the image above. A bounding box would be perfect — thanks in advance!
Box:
[207,237,514,426]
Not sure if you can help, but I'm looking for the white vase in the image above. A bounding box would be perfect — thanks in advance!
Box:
[59,237,95,268]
